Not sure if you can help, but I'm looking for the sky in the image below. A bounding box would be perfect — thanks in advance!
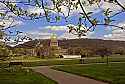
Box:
[0,0,125,46]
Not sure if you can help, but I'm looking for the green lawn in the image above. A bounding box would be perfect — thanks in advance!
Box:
[0,68,57,84]
[1,56,125,67]
[53,63,125,84]
[10,56,42,61]
[15,57,125,67]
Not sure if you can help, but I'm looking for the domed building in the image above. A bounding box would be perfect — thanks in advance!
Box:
[50,33,58,47]
[49,33,60,58]
[28,33,68,58]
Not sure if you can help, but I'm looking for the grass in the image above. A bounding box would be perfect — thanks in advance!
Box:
[52,63,125,84]
[0,59,81,67]
[11,57,125,67]
[0,68,57,84]
[10,56,42,61]
[1,56,125,84]
[1,56,125,67]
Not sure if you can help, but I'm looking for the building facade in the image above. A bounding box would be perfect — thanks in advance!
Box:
[24,33,68,58]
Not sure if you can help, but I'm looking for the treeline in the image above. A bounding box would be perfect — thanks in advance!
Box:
[60,39,125,56]
[67,46,125,57]
[13,38,125,57]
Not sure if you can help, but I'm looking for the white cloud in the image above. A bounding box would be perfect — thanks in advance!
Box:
[26,24,95,40]
[59,30,95,39]
[26,0,101,17]
[0,18,23,29]
[6,39,30,47]
[101,1,122,11]
[26,0,125,19]
[28,7,44,15]
[58,0,101,16]
[104,21,125,41]
[59,31,79,39]
[0,1,23,29]
[43,26,68,31]
[26,30,51,39]
[58,0,124,17]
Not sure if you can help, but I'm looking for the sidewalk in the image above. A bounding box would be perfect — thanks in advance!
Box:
[33,66,107,84]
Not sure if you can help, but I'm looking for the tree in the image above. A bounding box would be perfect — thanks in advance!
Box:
[95,47,112,64]
[96,47,112,57]
[73,47,82,55]
[68,47,74,55]
[80,48,95,57]
[114,47,125,55]
[0,43,9,61]
[0,0,124,60]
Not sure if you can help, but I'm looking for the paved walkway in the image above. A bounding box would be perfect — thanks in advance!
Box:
[33,66,108,84]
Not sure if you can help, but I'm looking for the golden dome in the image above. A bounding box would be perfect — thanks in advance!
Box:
[51,33,57,39]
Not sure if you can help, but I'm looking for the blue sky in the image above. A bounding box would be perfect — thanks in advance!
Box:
[1,0,125,46]
[14,9,125,39]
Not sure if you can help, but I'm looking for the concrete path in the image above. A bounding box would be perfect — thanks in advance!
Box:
[33,66,108,84]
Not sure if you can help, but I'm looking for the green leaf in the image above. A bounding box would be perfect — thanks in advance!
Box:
[75,2,79,9]
[58,8,61,12]
[0,31,4,39]
[79,13,86,18]
[104,18,113,25]
[82,1,86,5]
[16,9,21,15]
[13,4,17,11]
[56,16,61,21]
[47,17,50,22]
[92,18,98,26]
[51,0,55,4]
[104,8,112,16]
[87,12,93,16]
[28,0,31,3]
[0,13,5,16]
[0,25,5,28]
[35,0,41,7]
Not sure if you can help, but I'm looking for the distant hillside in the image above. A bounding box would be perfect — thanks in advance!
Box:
[14,39,50,48]
[59,39,125,49]
[14,38,125,50]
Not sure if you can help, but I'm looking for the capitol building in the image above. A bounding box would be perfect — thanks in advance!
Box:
[31,33,68,58]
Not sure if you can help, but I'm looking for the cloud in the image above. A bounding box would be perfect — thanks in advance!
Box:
[0,2,23,29]
[59,31,79,39]
[26,0,101,17]
[0,18,23,29]
[59,31,95,39]
[26,24,95,40]
[103,21,125,41]
[26,30,51,39]
[25,0,125,21]
[43,26,68,31]
[58,0,101,16]
[104,30,125,41]
[28,7,45,16]
[100,1,122,11]
[27,25,67,40]
[6,39,30,47]
[57,0,124,17]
